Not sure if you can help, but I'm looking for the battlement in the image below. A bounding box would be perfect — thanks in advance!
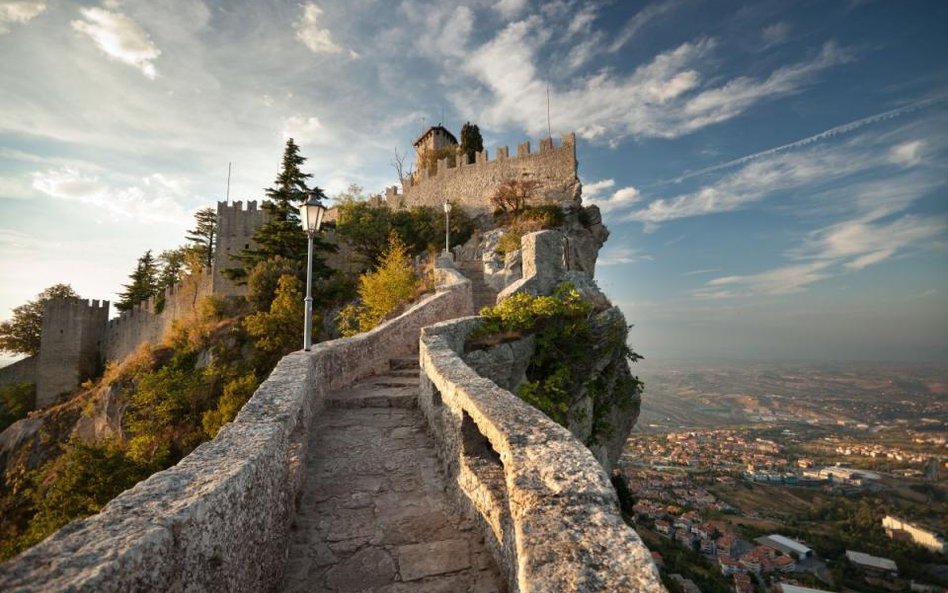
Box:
[403,132,575,187]
[390,132,580,214]
[216,200,260,213]
[44,298,110,314]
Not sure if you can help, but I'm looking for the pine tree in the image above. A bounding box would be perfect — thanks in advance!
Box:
[185,208,217,269]
[116,250,160,312]
[226,138,334,282]
[459,122,484,164]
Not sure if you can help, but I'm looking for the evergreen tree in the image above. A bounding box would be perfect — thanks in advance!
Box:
[226,138,333,282]
[185,208,217,269]
[0,284,80,355]
[116,250,160,312]
[459,121,484,163]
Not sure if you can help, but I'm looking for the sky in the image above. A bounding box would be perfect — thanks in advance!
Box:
[0,0,946,364]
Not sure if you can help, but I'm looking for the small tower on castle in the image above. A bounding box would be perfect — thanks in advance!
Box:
[413,125,458,180]
[212,200,267,297]
[35,298,109,406]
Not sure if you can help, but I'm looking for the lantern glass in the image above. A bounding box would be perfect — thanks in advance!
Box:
[443,201,452,213]
[300,194,326,235]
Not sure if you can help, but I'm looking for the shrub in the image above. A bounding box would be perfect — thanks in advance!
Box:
[243,275,305,356]
[491,179,539,214]
[0,382,35,432]
[202,372,259,437]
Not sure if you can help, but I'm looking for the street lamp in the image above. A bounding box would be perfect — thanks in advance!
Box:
[443,201,452,257]
[300,191,327,351]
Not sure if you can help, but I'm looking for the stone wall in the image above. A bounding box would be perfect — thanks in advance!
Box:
[213,200,266,297]
[103,272,213,364]
[418,318,664,593]
[0,357,37,390]
[385,133,580,215]
[36,299,109,407]
[0,261,473,593]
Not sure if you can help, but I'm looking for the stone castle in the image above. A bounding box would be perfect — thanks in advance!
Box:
[0,129,579,409]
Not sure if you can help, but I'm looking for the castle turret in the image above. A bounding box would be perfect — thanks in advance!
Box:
[36,298,109,406]
[212,200,267,297]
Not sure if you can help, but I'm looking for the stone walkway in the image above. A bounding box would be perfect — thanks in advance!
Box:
[279,359,506,593]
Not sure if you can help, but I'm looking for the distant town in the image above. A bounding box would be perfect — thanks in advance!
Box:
[622,360,947,593]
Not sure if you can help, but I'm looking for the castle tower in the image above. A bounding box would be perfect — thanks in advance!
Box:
[212,200,267,297]
[36,298,109,407]
[413,125,458,181]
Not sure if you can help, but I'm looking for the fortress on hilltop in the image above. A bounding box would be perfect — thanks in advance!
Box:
[0,129,581,408]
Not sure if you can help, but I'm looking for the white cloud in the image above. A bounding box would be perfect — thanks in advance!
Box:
[889,140,924,167]
[32,167,188,223]
[582,178,615,197]
[703,261,833,296]
[808,214,946,270]
[587,185,641,214]
[282,115,329,145]
[760,22,791,49]
[493,0,528,20]
[599,245,653,266]
[71,7,161,79]
[0,0,45,33]
[294,2,356,57]
[608,0,683,53]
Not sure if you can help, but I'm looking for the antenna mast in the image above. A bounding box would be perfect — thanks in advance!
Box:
[225,162,232,203]
[547,84,552,139]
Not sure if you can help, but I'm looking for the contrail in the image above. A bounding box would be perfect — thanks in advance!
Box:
[663,94,947,185]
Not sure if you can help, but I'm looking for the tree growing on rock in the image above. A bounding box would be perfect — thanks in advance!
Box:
[0,284,80,355]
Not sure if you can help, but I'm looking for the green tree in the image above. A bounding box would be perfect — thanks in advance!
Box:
[116,250,160,313]
[227,139,333,281]
[245,256,301,313]
[0,382,35,432]
[0,284,80,355]
[185,207,217,268]
[201,372,260,438]
[337,235,419,335]
[244,275,305,356]
[459,121,483,163]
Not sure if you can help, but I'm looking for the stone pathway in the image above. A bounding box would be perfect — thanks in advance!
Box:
[279,358,506,593]
[456,261,498,312]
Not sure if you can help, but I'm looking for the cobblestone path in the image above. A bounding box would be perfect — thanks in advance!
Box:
[279,359,506,593]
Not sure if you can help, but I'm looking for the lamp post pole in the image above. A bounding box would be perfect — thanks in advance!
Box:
[300,191,326,352]
[443,201,452,257]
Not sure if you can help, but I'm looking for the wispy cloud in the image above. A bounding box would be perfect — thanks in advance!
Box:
[599,245,653,266]
[71,7,161,79]
[703,261,833,296]
[0,0,45,33]
[760,21,791,49]
[608,0,685,53]
[889,140,925,167]
[586,186,641,214]
[493,0,528,20]
[294,3,357,58]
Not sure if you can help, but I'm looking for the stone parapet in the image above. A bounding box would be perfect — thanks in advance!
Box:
[0,262,473,592]
[418,318,664,593]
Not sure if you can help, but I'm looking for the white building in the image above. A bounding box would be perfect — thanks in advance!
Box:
[756,534,813,559]
[883,516,947,554]
[846,550,898,575]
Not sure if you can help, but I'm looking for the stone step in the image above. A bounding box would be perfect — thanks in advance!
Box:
[389,357,418,371]
[389,369,420,378]
[325,376,418,409]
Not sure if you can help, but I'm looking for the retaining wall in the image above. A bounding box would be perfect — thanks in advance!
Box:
[0,263,473,592]
[418,318,665,593]
[0,357,37,390]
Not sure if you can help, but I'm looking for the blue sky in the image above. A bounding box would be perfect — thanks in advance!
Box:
[0,0,946,363]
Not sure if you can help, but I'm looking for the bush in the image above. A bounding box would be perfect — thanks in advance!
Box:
[0,382,35,432]
[337,235,419,336]
[244,275,305,356]
[202,372,259,437]
[491,179,539,214]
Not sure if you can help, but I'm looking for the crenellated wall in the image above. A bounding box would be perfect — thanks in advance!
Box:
[103,272,213,363]
[213,200,267,297]
[36,299,109,407]
[385,133,580,214]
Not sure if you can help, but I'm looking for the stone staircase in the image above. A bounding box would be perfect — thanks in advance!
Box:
[280,357,505,593]
[455,260,498,313]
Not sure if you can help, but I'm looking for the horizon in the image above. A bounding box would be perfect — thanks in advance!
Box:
[1,0,946,363]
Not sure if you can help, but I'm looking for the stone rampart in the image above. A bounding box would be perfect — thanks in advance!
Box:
[36,299,109,407]
[386,133,579,215]
[213,200,267,297]
[103,272,213,363]
[0,262,473,593]
[418,317,664,593]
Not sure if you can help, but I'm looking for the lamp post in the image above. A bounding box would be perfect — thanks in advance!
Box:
[300,191,326,351]
[443,201,452,257]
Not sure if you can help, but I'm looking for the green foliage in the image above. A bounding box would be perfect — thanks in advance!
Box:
[15,439,153,556]
[491,179,539,214]
[116,250,160,313]
[470,284,642,439]
[335,198,473,266]
[244,275,305,356]
[418,146,457,175]
[336,235,419,336]
[0,382,35,432]
[186,207,217,269]
[459,121,483,163]
[202,372,259,438]
[245,256,301,313]
[493,203,566,256]
[0,284,80,355]
[226,138,334,282]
